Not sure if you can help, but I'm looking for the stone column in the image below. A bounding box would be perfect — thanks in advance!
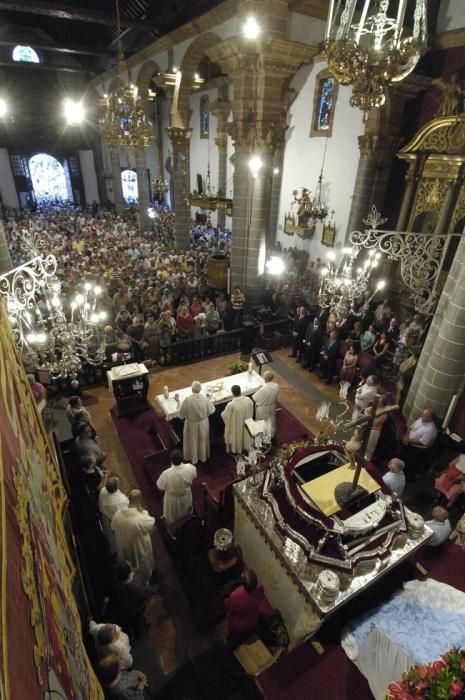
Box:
[109,146,124,214]
[135,148,151,231]
[404,233,465,421]
[345,75,430,238]
[396,162,418,230]
[166,127,192,249]
[230,149,274,302]
[215,133,228,229]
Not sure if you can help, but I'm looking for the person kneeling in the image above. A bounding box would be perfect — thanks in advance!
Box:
[225,568,265,649]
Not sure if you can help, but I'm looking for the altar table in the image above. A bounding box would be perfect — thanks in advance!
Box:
[233,445,432,646]
[155,370,264,420]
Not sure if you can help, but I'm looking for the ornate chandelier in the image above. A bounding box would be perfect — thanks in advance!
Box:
[318,245,385,317]
[325,0,427,120]
[0,253,107,378]
[99,0,154,149]
[100,84,154,149]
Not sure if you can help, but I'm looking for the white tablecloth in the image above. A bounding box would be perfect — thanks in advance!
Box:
[155,370,264,419]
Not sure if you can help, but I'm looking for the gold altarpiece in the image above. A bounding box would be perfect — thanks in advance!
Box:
[395,115,465,298]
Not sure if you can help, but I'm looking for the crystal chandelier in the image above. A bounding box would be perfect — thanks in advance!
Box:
[99,0,154,149]
[0,253,107,378]
[325,0,427,120]
[318,245,385,317]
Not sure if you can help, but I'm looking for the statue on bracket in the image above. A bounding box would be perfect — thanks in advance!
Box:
[432,73,464,117]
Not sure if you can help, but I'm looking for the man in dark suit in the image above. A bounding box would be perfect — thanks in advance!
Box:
[303,317,323,370]
[289,306,309,360]
[319,329,341,383]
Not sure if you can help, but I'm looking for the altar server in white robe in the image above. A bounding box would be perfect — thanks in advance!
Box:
[252,371,279,437]
[99,476,129,554]
[156,449,197,524]
[222,385,254,454]
[179,381,215,464]
[112,490,155,581]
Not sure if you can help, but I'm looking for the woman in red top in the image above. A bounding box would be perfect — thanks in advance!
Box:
[176,306,194,339]
[225,569,268,648]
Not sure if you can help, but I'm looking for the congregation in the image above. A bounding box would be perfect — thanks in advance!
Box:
[8,203,465,699]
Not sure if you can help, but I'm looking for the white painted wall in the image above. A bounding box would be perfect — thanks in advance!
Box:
[437,0,465,33]
[276,60,363,259]
[0,149,19,208]
[78,150,99,204]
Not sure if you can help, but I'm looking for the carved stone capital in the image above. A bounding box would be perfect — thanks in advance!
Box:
[358,133,381,159]
[166,126,192,148]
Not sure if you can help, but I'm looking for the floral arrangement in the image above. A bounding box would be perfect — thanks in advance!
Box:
[229,361,249,375]
[386,649,465,699]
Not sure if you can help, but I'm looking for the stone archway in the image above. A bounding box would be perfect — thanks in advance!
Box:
[173,32,224,128]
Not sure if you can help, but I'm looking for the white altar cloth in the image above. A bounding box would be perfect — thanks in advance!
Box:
[155,370,265,420]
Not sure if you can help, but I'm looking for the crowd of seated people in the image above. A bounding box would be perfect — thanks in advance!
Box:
[5,204,241,368]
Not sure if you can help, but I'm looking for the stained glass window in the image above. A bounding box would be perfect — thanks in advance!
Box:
[29,154,68,202]
[200,96,209,139]
[121,169,138,202]
[316,77,335,131]
[12,45,40,63]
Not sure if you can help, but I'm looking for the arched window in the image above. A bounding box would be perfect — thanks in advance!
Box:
[200,95,209,139]
[12,45,40,63]
[310,69,339,138]
[121,169,138,202]
[29,154,68,202]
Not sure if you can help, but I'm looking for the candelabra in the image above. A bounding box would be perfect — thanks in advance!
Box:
[0,254,107,377]
[318,245,385,317]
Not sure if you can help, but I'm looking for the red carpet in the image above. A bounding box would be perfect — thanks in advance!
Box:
[110,402,310,519]
[257,641,373,700]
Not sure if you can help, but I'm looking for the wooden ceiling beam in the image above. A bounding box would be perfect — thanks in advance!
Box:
[0,38,114,57]
[0,60,89,73]
[0,0,147,29]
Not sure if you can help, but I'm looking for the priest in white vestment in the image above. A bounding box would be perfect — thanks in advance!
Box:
[99,476,129,554]
[252,371,279,437]
[112,490,155,581]
[221,385,254,454]
[156,449,197,524]
[179,381,215,464]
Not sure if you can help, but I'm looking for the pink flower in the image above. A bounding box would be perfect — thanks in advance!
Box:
[450,680,464,698]
[431,660,447,677]
[415,681,428,693]
[460,659,465,672]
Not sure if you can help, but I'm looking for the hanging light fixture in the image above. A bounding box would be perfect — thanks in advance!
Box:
[324,0,427,120]
[0,235,107,378]
[99,0,154,148]
[318,246,385,317]
[309,138,330,221]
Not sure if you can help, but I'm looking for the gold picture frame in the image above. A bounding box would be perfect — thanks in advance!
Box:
[321,222,336,247]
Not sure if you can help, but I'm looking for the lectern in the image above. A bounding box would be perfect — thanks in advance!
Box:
[107,363,149,417]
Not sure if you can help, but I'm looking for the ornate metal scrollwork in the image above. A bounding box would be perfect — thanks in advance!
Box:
[349,205,452,315]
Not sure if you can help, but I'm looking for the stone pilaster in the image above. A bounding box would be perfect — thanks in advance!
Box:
[267,148,285,247]
[345,75,430,238]
[166,126,192,249]
[404,233,465,421]
[109,146,124,214]
[135,148,151,231]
